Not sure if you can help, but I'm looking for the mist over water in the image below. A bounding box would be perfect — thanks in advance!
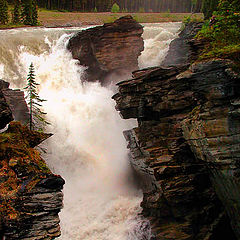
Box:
[0,22,181,240]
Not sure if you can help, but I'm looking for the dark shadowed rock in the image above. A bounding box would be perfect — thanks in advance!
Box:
[67,15,144,84]
[162,22,203,67]
[0,80,13,129]
[0,79,29,128]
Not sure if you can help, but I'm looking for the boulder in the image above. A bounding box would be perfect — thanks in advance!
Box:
[67,15,144,84]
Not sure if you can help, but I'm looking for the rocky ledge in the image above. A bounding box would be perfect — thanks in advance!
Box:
[0,81,65,240]
[67,15,144,84]
[113,58,240,239]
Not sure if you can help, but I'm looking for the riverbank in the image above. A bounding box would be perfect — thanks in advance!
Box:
[0,12,203,29]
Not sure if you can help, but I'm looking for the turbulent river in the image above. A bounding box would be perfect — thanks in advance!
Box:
[0,22,181,240]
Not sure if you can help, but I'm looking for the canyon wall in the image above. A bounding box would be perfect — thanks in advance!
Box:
[113,24,240,239]
[0,81,65,240]
[67,15,144,84]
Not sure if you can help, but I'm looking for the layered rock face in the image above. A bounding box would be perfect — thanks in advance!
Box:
[67,15,144,83]
[0,79,29,127]
[0,80,13,129]
[113,59,240,239]
[0,82,65,240]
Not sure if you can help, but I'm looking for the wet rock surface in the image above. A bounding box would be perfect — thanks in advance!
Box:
[0,79,29,127]
[0,80,13,129]
[113,59,240,239]
[67,15,144,84]
[162,22,204,67]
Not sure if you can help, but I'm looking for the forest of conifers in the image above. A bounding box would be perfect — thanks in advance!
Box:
[7,0,204,13]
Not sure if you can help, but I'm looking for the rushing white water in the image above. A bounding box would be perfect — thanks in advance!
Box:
[138,22,181,68]
[0,22,180,240]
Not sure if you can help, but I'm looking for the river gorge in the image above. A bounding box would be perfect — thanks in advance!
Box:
[0,19,181,240]
[1,15,240,240]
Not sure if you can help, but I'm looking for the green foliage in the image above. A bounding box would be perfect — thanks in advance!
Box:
[32,0,38,25]
[197,0,240,62]
[0,0,9,24]
[22,0,32,25]
[121,7,128,13]
[202,0,219,19]
[111,3,120,13]
[24,63,49,131]
[138,7,145,13]
[94,6,97,12]
[12,0,21,24]
[21,0,38,26]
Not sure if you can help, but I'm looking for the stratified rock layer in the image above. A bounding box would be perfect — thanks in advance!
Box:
[0,79,29,127]
[67,15,144,83]
[0,80,13,129]
[113,59,240,239]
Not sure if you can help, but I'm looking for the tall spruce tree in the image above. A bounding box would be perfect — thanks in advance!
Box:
[22,0,32,25]
[32,0,38,25]
[13,0,21,24]
[24,63,49,131]
[0,0,9,25]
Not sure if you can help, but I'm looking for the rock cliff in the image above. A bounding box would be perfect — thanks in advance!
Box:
[67,15,144,84]
[113,24,240,239]
[0,79,29,127]
[0,82,65,240]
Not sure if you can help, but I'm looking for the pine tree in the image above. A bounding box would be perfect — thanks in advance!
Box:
[24,63,49,131]
[0,0,9,25]
[13,0,21,24]
[22,0,32,25]
[32,0,38,25]
[202,0,219,19]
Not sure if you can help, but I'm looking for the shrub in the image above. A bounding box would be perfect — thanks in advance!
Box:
[111,3,120,13]
[197,0,240,61]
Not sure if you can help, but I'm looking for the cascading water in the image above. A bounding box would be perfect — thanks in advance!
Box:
[0,22,181,240]
[139,22,182,68]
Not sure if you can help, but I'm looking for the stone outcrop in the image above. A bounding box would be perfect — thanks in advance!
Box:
[113,59,240,239]
[0,80,13,129]
[67,15,144,84]
[0,79,29,127]
[162,22,204,67]
[0,82,65,240]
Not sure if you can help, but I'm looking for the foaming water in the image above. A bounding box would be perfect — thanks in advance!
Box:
[0,22,180,239]
[138,22,182,68]
[0,27,153,240]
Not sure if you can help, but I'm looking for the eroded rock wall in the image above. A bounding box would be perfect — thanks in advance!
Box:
[0,79,29,127]
[113,59,240,239]
[67,15,144,84]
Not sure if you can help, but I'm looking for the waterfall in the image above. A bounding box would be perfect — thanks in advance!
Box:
[0,22,181,240]
[138,22,181,68]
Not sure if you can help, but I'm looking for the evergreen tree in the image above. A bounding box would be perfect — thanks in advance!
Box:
[202,0,219,19]
[32,0,38,25]
[12,0,21,24]
[0,0,9,25]
[24,63,49,131]
[22,0,32,25]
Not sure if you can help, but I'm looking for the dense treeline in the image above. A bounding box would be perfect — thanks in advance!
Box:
[0,0,38,25]
[16,0,204,13]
